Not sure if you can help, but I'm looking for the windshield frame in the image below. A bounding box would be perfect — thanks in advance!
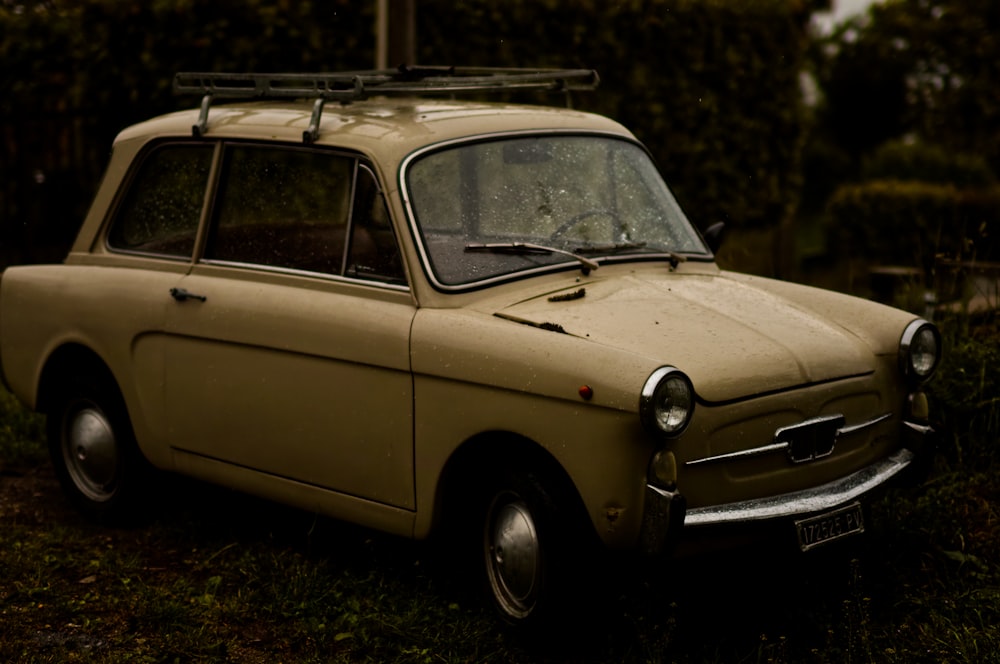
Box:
[400,130,713,292]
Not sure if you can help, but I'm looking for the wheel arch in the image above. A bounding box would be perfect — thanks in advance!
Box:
[431,429,608,627]
[432,431,596,541]
[36,343,118,414]
[42,341,159,524]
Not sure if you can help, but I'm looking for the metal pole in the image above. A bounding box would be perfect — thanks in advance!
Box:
[387,0,416,67]
[376,0,388,70]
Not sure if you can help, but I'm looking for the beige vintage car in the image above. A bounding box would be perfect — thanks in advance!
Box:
[0,68,939,626]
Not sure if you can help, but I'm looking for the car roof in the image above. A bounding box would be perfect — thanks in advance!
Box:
[115,98,634,165]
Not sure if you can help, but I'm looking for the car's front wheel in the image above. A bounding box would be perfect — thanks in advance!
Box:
[48,374,152,524]
[481,472,589,627]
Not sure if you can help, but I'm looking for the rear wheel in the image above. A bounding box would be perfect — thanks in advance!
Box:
[48,374,151,524]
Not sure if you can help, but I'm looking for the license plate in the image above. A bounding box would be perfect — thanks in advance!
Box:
[795,502,865,551]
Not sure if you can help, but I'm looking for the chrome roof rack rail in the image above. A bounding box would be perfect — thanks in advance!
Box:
[173,66,599,143]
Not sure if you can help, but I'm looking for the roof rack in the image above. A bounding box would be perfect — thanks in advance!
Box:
[173,66,600,143]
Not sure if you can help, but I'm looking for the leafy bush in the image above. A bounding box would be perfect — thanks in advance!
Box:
[0,386,46,467]
[419,0,815,232]
[1,0,820,268]
[861,140,996,188]
[826,180,1000,283]
[930,316,1000,470]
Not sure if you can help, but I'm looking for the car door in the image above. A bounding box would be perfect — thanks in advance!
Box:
[94,141,215,457]
[162,143,417,509]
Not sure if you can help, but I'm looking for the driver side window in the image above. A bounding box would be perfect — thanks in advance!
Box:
[205,145,406,285]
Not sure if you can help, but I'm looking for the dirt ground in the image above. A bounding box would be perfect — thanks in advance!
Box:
[0,462,66,527]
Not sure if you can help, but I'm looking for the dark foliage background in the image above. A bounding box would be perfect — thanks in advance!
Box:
[4,0,999,286]
[0,0,822,268]
[418,0,819,236]
[786,1,999,302]
[0,0,375,264]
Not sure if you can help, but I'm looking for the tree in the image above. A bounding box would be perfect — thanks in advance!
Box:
[815,0,1000,172]
[808,0,1000,297]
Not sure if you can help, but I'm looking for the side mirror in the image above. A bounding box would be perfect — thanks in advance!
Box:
[703,221,726,254]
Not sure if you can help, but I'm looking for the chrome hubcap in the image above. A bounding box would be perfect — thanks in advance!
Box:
[486,496,540,618]
[64,406,118,502]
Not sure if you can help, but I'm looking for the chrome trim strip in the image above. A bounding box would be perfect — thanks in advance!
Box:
[685,412,893,467]
[684,448,913,526]
[837,412,892,436]
[197,259,411,292]
[904,421,934,435]
[684,442,788,467]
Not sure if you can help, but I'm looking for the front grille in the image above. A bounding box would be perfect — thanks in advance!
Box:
[684,412,893,468]
[774,414,846,464]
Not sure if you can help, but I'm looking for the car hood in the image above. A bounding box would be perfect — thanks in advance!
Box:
[492,271,878,403]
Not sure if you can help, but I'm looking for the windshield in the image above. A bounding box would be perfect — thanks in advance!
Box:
[405,134,709,288]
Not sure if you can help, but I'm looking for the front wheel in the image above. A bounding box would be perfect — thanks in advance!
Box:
[48,375,152,524]
[481,473,591,627]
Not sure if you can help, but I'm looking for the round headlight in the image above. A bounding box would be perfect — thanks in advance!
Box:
[900,319,941,382]
[640,367,695,437]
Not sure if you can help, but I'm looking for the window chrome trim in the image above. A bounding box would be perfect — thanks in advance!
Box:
[684,448,913,526]
[685,412,892,467]
[103,140,219,262]
[398,129,712,293]
[198,259,411,292]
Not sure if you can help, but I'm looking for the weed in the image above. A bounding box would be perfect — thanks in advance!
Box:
[0,387,45,468]
[930,313,1000,469]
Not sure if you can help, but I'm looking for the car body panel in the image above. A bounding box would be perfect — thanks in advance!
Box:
[491,268,882,403]
[161,266,417,508]
[0,262,183,468]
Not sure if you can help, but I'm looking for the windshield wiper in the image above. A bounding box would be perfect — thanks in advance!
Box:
[576,242,687,269]
[574,241,648,255]
[464,242,599,271]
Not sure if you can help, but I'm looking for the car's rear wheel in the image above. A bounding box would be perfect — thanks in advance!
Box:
[48,374,151,524]
[481,472,588,627]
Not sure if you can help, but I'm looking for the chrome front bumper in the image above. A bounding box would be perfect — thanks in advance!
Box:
[639,419,937,554]
[683,447,913,527]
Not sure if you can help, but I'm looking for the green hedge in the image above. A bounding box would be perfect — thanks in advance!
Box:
[827,180,1000,276]
[861,140,996,189]
[419,0,815,232]
[931,323,1000,469]
[1,0,817,266]
[0,0,373,139]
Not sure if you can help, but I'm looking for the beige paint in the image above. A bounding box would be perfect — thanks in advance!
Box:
[161,265,416,508]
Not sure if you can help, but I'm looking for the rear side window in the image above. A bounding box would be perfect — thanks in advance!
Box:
[107,144,212,258]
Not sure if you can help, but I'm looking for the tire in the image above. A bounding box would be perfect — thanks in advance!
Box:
[47,373,152,524]
[480,471,590,628]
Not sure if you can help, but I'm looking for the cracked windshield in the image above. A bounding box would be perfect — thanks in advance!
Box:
[406,135,707,286]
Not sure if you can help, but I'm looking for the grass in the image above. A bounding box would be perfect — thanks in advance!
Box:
[0,386,46,467]
[2,314,1000,662]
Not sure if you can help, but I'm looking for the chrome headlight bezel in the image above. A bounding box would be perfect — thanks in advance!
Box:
[640,366,695,438]
[899,319,941,383]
